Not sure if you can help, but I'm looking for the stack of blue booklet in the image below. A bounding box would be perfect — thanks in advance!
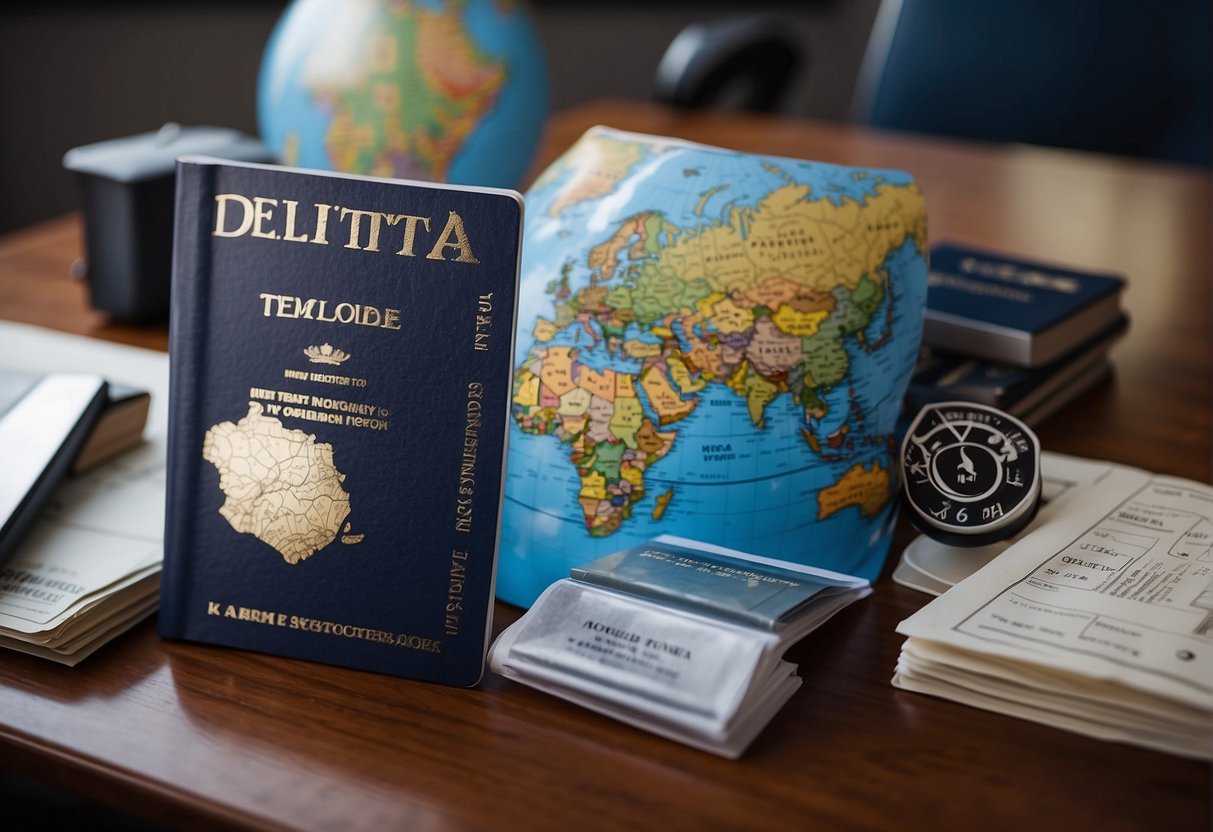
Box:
[911,243,1128,425]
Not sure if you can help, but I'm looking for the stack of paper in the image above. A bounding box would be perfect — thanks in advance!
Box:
[490,536,871,758]
[911,242,1130,427]
[0,322,168,665]
[893,461,1213,759]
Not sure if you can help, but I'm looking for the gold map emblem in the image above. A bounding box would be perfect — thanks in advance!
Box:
[203,402,355,564]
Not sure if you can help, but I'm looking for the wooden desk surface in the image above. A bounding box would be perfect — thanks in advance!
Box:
[0,100,1208,831]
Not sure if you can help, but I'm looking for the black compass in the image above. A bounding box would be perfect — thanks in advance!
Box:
[900,401,1042,547]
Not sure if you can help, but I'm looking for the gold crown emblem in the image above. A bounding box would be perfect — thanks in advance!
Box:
[304,343,350,365]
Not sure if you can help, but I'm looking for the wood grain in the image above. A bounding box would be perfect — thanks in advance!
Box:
[0,100,1208,831]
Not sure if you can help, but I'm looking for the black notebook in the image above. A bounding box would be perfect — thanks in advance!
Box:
[0,370,109,562]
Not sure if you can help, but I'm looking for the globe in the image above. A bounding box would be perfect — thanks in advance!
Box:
[497,127,929,608]
[256,0,550,190]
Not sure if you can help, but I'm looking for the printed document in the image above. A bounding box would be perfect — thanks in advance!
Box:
[894,460,1213,759]
[0,322,168,664]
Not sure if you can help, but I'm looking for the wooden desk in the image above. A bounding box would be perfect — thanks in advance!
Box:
[0,100,1208,831]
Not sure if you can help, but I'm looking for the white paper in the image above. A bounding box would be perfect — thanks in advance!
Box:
[894,459,1213,758]
[0,442,164,630]
[0,322,169,658]
[488,536,871,758]
[489,579,801,758]
[501,579,778,724]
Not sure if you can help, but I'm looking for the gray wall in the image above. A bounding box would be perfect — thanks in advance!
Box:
[0,1,881,234]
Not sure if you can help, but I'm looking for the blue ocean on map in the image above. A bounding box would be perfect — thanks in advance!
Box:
[496,128,929,608]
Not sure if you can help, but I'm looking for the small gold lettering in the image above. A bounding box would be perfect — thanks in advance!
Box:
[426,211,479,263]
[251,197,279,239]
[395,215,431,256]
[281,199,309,242]
[209,194,481,266]
[340,207,396,251]
[213,194,254,237]
[312,202,332,245]
[259,293,402,331]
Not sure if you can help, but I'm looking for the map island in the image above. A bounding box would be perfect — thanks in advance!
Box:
[203,402,353,565]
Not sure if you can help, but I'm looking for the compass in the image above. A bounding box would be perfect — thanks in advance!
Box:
[900,401,1042,547]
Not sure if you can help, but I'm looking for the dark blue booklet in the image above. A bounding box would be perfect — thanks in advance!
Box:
[906,312,1128,426]
[159,157,523,686]
[924,242,1126,367]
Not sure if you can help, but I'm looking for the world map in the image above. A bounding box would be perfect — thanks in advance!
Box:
[496,127,929,608]
[257,0,550,190]
[203,402,353,565]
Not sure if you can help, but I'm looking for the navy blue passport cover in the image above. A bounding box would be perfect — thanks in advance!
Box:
[160,157,522,686]
[927,243,1125,335]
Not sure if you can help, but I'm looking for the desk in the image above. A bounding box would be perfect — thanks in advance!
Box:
[0,100,1208,831]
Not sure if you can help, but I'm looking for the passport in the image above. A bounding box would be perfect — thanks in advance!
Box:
[490,535,870,757]
[924,242,1126,367]
[159,157,523,686]
[570,535,864,635]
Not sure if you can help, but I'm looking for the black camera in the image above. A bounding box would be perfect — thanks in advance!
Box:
[63,124,274,323]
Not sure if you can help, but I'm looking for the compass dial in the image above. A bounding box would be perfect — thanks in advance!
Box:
[900,401,1042,546]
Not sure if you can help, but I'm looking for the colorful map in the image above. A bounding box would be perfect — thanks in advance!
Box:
[310,3,504,181]
[497,128,929,608]
[257,0,550,190]
[203,402,353,565]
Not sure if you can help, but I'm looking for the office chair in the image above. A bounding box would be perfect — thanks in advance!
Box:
[655,4,1210,165]
[653,15,806,113]
[852,0,1212,166]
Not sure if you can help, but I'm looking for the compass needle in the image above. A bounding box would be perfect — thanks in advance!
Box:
[900,402,1042,547]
